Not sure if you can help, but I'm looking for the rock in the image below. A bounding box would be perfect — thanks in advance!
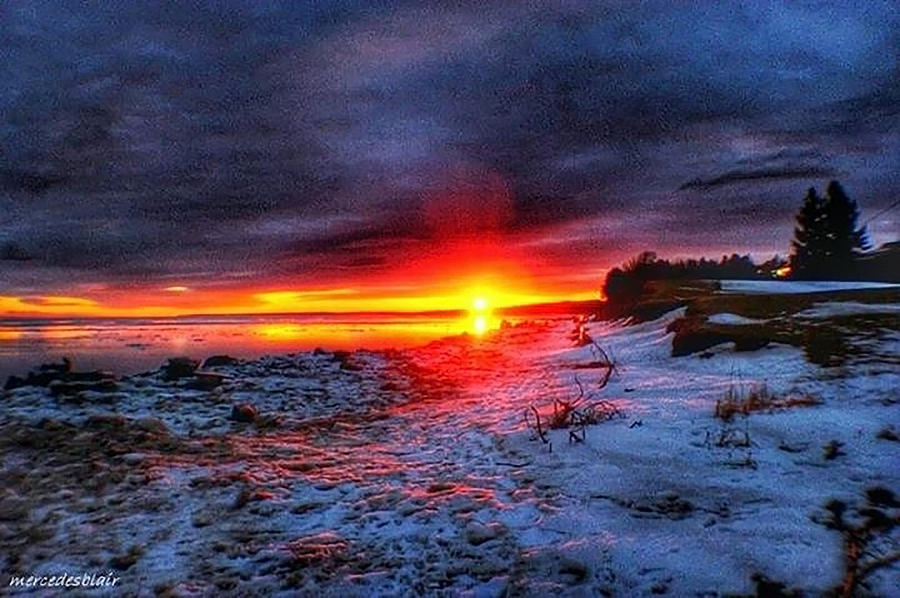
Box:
[8,359,75,389]
[427,482,456,494]
[650,581,669,594]
[192,510,214,527]
[233,487,252,510]
[108,546,143,571]
[559,556,589,583]
[38,358,72,374]
[49,379,119,396]
[6,365,115,391]
[465,520,504,546]
[332,350,363,371]
[823,440,846,460]
[134,416,169,436]
[162,357,200,381]
[36,418,70,432]
[0,523,17,541]
[67,370,114,382]
[186,371,230,391]
[254,414,282,429]
[877,427,899,441]
[5,371,59,389]
[291,501,322,515]
[3,375,25,391]
[467,576,509,598]
[202,355,240,368]
[85,414,129,430]
[0,493,31,521]
[231,403,258,423]
[122,452,146,466]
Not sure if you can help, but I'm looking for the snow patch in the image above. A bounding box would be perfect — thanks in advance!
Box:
[719,280,900,294]
[795,301,900,319]
[1,307,898,596]
[707,312,768,325]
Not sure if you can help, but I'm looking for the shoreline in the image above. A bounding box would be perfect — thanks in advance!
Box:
[0,314,576,382]
[1,302,898,596]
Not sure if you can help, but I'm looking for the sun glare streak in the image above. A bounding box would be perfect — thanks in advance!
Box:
[1,271,590,319]
[473,315,488,334]
[0,330,22,342]
[257,324,305,340]
[467,293,496,335]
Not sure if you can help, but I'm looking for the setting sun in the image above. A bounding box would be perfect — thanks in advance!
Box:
[473,297,488,311]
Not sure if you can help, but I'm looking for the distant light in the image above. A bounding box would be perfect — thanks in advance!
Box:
[773,266,792,279]
[164,286,190,293]
[473,297,488,311]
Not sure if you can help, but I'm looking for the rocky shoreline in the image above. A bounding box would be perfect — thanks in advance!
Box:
[1,309,898,596]
[1,327,563,597]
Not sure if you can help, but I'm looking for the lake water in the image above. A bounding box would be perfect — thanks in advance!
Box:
[0,313,495,379]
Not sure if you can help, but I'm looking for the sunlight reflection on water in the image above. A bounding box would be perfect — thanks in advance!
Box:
[0,314,499,378]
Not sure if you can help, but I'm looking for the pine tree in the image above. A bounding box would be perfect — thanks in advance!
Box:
[789,181,871,280]
[790,187,826,278]
[820,181,871,278]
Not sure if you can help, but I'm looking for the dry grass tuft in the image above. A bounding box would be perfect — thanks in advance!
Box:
[714,382,820,422]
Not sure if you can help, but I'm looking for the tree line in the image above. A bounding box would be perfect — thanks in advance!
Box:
[603,180,892,309]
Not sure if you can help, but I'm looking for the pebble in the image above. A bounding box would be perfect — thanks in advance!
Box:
[122,452,146,466]
[230,403,258,423]
[465,520,504,546]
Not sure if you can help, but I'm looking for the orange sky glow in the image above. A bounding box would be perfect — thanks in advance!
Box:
[1,168,619,320]
[0,241,601,319]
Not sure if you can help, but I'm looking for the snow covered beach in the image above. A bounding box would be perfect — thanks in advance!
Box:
[1,285,898,597]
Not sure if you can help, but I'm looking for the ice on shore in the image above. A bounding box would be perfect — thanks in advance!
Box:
[795,301,900,319]
[719,279,900,294]
[706,312,769,325]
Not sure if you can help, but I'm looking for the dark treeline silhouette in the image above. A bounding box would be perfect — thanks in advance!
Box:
[603,250,785,310]
[602,179,898,313]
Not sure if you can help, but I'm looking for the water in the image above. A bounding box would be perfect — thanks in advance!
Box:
[0,313,485,379]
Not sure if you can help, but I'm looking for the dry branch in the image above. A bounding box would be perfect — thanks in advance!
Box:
[814,488,900,598]
[526,353,624,447]
[524,405,548,444]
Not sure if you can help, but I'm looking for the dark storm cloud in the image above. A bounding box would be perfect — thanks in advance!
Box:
[1,0,899,293]
[678,166,837,191]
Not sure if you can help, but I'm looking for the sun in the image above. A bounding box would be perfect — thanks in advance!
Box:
[473,297,488,311]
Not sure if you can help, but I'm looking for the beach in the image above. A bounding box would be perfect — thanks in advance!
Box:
[1,285,898,596]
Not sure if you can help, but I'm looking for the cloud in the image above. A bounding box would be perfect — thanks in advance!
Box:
[678,166,838,191]
[1,0,898,294]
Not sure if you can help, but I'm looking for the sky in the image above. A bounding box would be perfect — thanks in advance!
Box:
[1,0,899,316]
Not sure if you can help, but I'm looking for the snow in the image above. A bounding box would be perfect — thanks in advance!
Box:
[707,312,769,325]
[719,279,900,294]
[795,301,900,319]
[1,306,898,596]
